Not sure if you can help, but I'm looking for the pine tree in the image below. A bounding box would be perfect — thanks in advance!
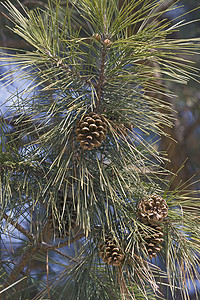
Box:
[0,1,200,299]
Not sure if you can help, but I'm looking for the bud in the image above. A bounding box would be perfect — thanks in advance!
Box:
[92,33,101,41]
[103,38,112,47]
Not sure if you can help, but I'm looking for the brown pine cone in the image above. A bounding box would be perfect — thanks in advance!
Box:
[76,112,107,150]
[99,235,124,266]
[139,225,164,259]
[137,194,168,226]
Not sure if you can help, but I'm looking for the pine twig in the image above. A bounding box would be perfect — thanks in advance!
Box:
[0,276,27,296]
[117,266,132,300]
[46,250,51,300]
[2,246,37,290]
[1,209,34,242]
[96,40,108,111]
[54,249,77,262]
[40,231,85,250]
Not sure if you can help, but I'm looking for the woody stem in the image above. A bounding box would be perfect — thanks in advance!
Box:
[96,41,107,112]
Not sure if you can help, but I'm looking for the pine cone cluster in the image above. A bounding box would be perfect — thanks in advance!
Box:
[99,235,124,266]
[139,225,164,259]
[76,112,107,150]
[137,194,168,226]
[137,195,168,259]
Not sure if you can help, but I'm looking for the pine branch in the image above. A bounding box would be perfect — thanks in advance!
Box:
[117,266,132,300]
[0,276,28,297]
[54,249,78,262]
[1,1,200,299]
[46,250,51,300]
[40,231,85,250]
[0,209,34,242]
[0,228,84,290]
[2,246,37,289]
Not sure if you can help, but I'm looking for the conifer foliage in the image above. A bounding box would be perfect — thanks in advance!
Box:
[0,0,200,299]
